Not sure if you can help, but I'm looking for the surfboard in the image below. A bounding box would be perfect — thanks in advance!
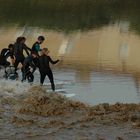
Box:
[46,88,75,98]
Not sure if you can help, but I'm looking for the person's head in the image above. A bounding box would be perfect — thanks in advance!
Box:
[16,36,26,44]
[16,37,22,43]
[8,44,14,52]
[41,48,49,55]
[31,51,38,58]
[21,37,26,44]
[37,36,45,44]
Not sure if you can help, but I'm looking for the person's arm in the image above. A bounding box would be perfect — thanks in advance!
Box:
[9,53,15,65]
[33,58,40,68]
[23,44,31,56]
[25,44,32,51]
[29,61,36,73]
[48,56,59,64]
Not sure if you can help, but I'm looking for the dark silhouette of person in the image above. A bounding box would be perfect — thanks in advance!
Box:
[31,36,45,68]
[14,36,31,71]
[0,44,15,67]
[22,51,38,83]
[0,44,18,79]
[38,48,59,91]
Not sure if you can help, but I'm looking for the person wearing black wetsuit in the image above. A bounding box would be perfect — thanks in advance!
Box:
[22,51,38,83]
[38,48,59,91]
[14,37,31,70]
[0,44,18,79]
[0,44,15,67]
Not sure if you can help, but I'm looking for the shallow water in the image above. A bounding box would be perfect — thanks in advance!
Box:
[0,0,140,105]
[53,68,140,105]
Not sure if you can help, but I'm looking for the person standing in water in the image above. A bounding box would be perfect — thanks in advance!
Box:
[14,37,31,70]
[32,36,45,67]
[22,51,38,83]
[0,44,15,67]
[38,48,59,91]
[0,44,18,79]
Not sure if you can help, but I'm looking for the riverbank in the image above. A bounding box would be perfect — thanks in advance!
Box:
[0,85,139,140]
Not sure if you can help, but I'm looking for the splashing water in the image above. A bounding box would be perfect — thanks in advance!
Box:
[0,79,30,97]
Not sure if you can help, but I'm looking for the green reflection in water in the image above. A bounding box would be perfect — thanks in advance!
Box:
[0,0,140,33]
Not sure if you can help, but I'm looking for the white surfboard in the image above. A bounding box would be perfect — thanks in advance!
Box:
[46,88,75,98]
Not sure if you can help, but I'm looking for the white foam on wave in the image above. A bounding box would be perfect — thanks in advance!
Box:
[0,79,76,98]
[0,79,30,97]
[0,69,75,98]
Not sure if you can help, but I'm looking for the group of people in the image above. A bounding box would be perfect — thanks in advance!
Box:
[0,36,59,91]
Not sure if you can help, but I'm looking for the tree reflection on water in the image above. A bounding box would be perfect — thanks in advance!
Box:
[0,0,140,33]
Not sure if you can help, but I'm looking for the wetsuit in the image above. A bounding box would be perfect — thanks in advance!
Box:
[32,42,41,55]
[0,48,14,66]
[39,54,59,91]
[22,55,36,83]
[31,42,41,68]
[14,42,31,69]
[0,48,17,79]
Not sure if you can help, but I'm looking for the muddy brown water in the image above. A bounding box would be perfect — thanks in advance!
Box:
[0,85,139,140]
[0,0,140,139]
